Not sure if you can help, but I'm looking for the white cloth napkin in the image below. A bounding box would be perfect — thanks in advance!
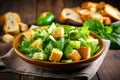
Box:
[0,40,110,80]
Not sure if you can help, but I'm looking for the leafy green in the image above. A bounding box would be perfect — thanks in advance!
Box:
[87,39,99,56]
[19,37,41,57]
[83,19,120,49]
[55,38,65,51]
[32,52,47,60]
[43,41,53,56]
[61,59,73,63]
[19,22,101,62]
[83,19,105,38]
[70,41,81,49]
[64,40,73,55]
[68,26,89,40]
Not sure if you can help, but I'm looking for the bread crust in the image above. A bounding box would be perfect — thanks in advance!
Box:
[60,8,83,24]
[2,33,14,43]
[3,12,21,34]
[104,4,120,20]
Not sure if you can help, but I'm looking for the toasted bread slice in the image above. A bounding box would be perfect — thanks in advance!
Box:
[97,2,106,10]
[81,1,97,12]
[104,4,120,20]
[60,8,82,24]
[78,47,91,59]
[92,12,104,23]
[78,9,93,21]
[3,12,21,34]
[66,50,81,62]
[19,22,28,32]
[2,33,14,43]
[49,48,63,62]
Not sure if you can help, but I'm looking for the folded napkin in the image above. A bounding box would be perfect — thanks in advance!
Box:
[0,40,110,80]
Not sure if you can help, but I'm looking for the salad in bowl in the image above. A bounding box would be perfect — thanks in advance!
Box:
[13,23,104,71]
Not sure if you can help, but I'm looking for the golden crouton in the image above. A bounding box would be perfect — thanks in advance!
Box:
[78,47,91,59]
[66,50,81,62]
[49,48,63,62]
[24,30,35,40]
[31,38,43,48]
[51,27,64,38]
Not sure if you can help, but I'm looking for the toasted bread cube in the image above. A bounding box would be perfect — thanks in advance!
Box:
[49,48,63,62]
[78,47,91,59]
[66,50,81,62]
[24,30,35,40]
[31,38,43,48]
[2,33,14,43]
[87,35,94,40]
[51,27,64,38]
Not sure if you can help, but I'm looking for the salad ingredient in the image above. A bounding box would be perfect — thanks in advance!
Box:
[78,47,91,59]
[35,12,55,26]
[66,50,81,62]
[24,30,35,40]
[32,52,47,60]
[31,38,43,48]
[61,59,73,63]
[51,27,64,38]
[19,23,100,62]
[49,48,63,62]
[83,19,120,49]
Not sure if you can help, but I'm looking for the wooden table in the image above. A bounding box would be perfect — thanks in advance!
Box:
[0,0,120,80]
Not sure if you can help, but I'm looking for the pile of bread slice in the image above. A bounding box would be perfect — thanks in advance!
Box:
[0,12,28,43]
[60,1,120,25]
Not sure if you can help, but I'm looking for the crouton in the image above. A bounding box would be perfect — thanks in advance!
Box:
[49,48,63,62]
[24,30,35,40]
[78,47,91,59]
[66,50,81,62]
[51,27,64,38]
[31,38,43,48]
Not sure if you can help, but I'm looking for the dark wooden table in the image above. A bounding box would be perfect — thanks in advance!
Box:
[0,0,120,80]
